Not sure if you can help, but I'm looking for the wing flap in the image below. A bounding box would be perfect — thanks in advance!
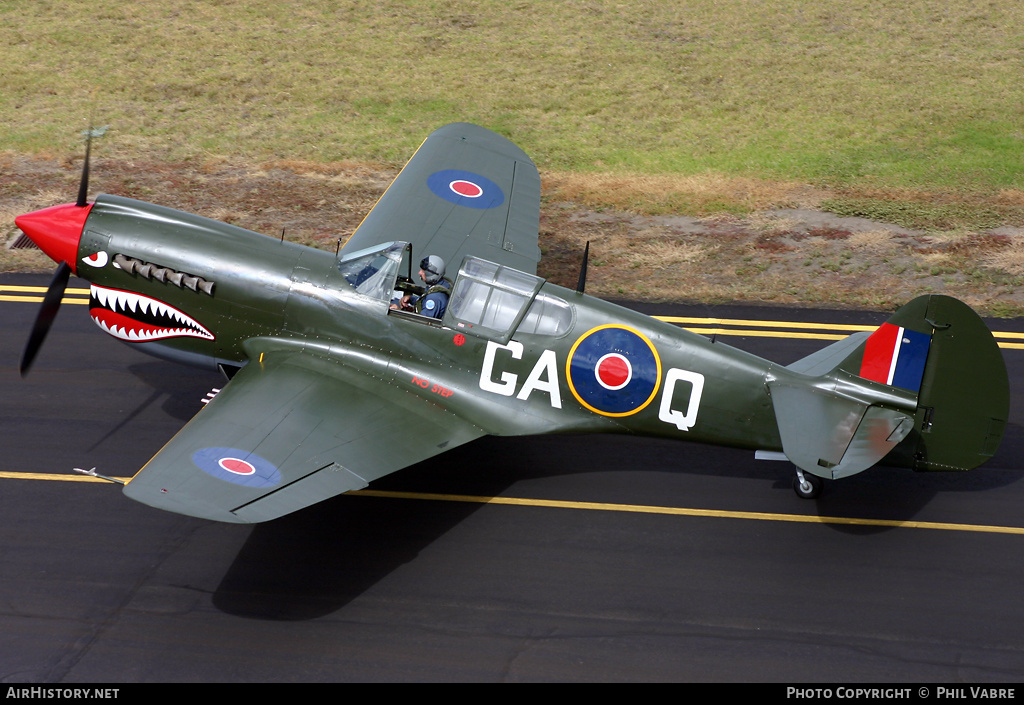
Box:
[123,345,485,523]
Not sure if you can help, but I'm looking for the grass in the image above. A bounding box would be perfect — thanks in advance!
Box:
[5,1,1024,314]
[2,0,1024,193]
[820,197,1024,231]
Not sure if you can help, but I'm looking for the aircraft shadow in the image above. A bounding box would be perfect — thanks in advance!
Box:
[210,427,1024,620]
[212,490,485,620]
[126,362,223,422]
[100,333,1019,615]
[212,441,508,620]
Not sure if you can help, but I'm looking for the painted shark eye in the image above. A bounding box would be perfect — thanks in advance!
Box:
[82,251,109,268]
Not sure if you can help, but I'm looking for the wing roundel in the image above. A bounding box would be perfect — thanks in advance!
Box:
[341,123,541,274]
[123,341,485,523]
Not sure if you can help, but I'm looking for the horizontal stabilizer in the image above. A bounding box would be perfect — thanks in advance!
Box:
[786,332,869,376]
[768,381,914,479]
[772,294,1009,478]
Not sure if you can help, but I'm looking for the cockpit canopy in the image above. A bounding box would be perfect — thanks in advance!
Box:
[444,256,544,343]
[336,241,573,343]
[336,241,407,301]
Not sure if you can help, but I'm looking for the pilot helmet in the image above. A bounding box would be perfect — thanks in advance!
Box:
[420,255,446,284]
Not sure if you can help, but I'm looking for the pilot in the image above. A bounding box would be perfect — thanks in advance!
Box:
[390,255,452,318]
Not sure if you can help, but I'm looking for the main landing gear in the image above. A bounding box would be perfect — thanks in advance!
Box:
[793,467,823,499]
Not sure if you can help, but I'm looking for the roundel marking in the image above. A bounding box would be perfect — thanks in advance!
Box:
[450,180,483,198]
[218,457,256,476]
[566,325,662,417]
[427,169,504,209]
[595,353,632,390]
[192,447,282,488]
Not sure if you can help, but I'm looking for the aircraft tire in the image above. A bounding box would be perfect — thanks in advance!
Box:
[793,472,823,500]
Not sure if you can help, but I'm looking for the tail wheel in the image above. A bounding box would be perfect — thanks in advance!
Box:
[793,470,822,499]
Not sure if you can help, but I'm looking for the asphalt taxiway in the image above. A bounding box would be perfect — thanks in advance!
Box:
[2,273,1023,682]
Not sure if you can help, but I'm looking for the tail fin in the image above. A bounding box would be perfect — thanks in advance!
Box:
[779,295,1009,476]
[851,294,1009,472]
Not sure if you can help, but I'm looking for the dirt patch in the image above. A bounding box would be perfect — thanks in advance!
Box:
[4,152,1024,316]
[540,205,1024,316]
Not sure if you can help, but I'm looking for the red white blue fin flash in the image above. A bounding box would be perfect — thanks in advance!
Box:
[859,322,931,393]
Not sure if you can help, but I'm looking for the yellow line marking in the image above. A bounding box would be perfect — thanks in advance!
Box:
[0,295,89,305]
[351,490,1024,536]
[652,316,1024,349]
[0,285,90,305]
[0,471,131,483]
[0,285,90,295]
[657,315,874,332]
[655,315,1024,340]
[1,287,1021,346]
[681,327,847,341]
[3,473,1020,536]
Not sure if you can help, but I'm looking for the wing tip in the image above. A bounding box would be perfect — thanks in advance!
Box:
[429,122,535,165]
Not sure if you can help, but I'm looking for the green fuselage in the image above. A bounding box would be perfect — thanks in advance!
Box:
[78,194,789,455]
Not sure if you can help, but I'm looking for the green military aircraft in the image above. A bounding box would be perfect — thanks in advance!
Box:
[15,123,1010,522]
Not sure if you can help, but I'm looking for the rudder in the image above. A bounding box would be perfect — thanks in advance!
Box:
[840,295,1009,471]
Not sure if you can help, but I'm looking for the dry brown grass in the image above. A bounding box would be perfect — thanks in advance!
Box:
[7,152,1024,315]
[846,229,902,253]
[624,240,715,270]
[983,238,1024,276]
[542,171,819,215]
[994,190,1024,207]
[747,213,803,236]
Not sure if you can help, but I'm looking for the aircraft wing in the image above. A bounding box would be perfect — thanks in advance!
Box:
[342,122,542,274]
[122,341,485,523]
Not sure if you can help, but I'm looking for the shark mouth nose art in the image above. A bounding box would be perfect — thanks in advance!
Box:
[89,285,215,342]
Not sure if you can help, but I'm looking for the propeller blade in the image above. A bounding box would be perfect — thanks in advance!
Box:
[76,129,93,208]
[575,241,590,294]
[20,261,72,376]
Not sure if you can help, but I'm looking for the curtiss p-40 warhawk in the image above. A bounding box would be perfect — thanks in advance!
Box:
[15,124,1009,522]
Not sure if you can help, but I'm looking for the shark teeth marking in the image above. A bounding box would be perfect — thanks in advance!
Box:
[89,285,215,342]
